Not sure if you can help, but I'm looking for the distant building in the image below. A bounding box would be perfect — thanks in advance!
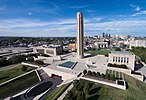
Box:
[0,47,33,58]
[68,42,77,51]
[33,45,62,56]
[129,38,146,49]
[108,51,135,70]
[94,42,109,49]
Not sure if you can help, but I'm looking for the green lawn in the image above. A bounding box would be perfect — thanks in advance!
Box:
[0,64,36,83]
[85,49,109,55]
[0,71,39,99]
[46,83,71,100]
[64,74,146,100]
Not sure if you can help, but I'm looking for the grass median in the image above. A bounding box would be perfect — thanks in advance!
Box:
[0,71,39,99]
[46,83,71,100]
[0,64,36,83]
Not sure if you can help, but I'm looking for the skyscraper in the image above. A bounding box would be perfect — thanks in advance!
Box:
[76,12,84,59]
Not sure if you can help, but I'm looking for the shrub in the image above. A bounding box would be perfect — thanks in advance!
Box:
[21,65,27,71]
[101,73,105,78]
[83,69,87,75]
[87,70,92,75]
[27,56,34,62]
[35,60,44,65]
[96,72,100,77]
[91,71,96,76]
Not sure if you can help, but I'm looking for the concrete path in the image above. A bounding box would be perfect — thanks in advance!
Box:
[57,83,73,100]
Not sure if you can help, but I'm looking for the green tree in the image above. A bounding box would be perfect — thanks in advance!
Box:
[27,56,34,62]
[77,91,85,100]
[83,82,90,95]
[73,80,79,90]
[96,72,100,77]
[83,69,87,75]
[21,65,27,71]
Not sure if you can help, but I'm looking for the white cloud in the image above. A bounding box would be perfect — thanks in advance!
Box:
[136,6,141,11]
[132,10,146,16]
[0,18,146,37]
[28,12,32,16]
[129,4,141,11]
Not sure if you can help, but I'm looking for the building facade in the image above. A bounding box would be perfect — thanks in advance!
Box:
[94,42,109,49]
[68,42,77,51]
[129,38,146,49]
[33,46,62,56]
[108,51,135,70]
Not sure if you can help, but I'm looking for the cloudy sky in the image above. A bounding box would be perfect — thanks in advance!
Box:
[0,0,146,37]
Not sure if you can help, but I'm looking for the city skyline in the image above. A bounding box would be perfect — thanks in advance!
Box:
[0,0,146,37]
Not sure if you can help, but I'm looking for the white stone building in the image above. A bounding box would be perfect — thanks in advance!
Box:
[108,51,135,70]
[94,42,109,49]
[129,38,146,49]
[32,45,62,56]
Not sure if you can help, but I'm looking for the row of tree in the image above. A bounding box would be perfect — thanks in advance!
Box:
[0,53,44,67]
[83,70,116,81]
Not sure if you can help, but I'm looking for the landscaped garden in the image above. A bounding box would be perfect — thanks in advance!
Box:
[64,72,146,100]
[63,74,146,100]
[85,49,109,56]
[83,69,123,82]
[46,82,71,100]
[0,71,39,99]
[0,64,36,83]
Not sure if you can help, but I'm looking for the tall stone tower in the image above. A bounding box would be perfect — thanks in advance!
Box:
[76,12,84,59]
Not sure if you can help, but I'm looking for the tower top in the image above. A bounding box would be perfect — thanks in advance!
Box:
[77,12,83,19]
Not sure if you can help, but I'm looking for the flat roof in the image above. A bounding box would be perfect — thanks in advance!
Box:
[109,51,134,55]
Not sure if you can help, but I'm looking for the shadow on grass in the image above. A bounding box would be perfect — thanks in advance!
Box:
[87,94,100,100]
[89,87,101,95]
[125,82,129,89]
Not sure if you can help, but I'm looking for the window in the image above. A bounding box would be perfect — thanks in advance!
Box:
[121,57,123,62]
[113,56,115,62]
[36,49,44,53]
[118,57,120,62]
[124,57,126,63]
[115,57,117,62]
[127,58,129,63]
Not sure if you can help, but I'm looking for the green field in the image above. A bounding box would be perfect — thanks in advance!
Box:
[46,83,71,100]
[0,64,36,83]
[0,71,39,99]
[64,74,146,100]
[85,49,109,55]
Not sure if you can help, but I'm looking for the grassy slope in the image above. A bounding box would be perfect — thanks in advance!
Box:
[63,74,146,100]
[97,74,146,100]
[46,83,70,100]
[0,71,39,99]
[0,65,36,83]
[85,49,109,55]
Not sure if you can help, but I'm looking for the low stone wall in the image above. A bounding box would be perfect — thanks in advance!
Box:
[42,67,77,81]
[81,77,126,90]
[21,62,40,68]
[131,74,144,81]
[107,67,131,74]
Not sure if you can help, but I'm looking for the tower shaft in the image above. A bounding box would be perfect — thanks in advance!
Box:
[77,12,84,59]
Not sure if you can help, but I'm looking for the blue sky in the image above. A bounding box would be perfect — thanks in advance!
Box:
[0,0,146,37]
